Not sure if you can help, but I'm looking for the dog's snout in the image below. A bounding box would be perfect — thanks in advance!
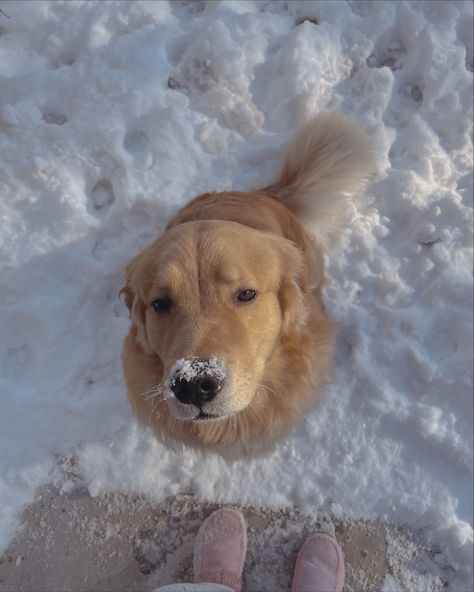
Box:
[171,375,222,406]
[169,357,225,407]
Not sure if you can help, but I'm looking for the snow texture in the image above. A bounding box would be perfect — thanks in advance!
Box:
[0,1,472,590]
[168,358,227,387]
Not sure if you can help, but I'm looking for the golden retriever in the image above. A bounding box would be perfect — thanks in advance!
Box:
[121,113,375,455]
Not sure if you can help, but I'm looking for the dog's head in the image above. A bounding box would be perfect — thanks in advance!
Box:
[121,219,311,423]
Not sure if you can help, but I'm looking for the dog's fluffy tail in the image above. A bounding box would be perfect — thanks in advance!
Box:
[266,113,376,245]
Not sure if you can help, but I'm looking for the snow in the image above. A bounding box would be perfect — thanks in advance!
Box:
[167,357,227,388]
[0,0,472,590]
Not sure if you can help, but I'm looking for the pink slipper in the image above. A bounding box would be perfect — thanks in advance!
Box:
[194,508,247,592]
[292,532,345,592]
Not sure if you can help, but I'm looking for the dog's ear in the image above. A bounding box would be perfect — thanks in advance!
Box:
[120,255,154,355]
[273,238,311,336]
[119,285,134,313]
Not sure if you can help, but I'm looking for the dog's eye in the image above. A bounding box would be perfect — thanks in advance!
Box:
[236,289,257,303]
[152,297,172,313]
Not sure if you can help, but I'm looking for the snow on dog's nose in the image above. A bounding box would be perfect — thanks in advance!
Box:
[167,358,226,407]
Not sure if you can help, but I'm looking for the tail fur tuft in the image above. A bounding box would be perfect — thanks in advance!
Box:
[266,113,376,245]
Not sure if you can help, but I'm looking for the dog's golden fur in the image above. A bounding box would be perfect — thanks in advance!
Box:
[121,113,375,455]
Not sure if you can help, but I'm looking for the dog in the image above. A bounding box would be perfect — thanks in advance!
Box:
[121,113,375,455]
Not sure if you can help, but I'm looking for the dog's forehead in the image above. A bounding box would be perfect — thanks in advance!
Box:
[147,221,282,288]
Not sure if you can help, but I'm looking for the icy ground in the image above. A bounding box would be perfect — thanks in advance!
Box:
[0,1,472,590]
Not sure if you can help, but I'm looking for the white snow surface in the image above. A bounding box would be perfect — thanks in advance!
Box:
[168,357,227,386]
[0,0,472,589]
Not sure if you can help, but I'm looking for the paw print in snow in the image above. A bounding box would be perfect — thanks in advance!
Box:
[91,179,115,211]
[367,38,406,71]
[43,110,68,125]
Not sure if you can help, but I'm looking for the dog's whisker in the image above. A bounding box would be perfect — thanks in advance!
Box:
[261,377,281,388]
[259,383,275,393]
[257,382,276,397]
[142,386,165,401]
[150,397,161,419]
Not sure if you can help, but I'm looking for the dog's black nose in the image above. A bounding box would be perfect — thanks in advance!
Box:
[171,375,223,406]
[169,357,226,407]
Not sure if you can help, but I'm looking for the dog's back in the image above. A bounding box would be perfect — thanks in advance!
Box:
[169,113,375,246]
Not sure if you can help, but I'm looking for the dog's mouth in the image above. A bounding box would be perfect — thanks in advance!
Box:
[193,411,221,421]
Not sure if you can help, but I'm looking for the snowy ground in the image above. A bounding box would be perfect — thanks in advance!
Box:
[0,486,449,592]
[0,1,472,590]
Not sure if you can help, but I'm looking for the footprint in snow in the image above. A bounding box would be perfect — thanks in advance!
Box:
[91,179,115,211]
[367,38,406,71]
[124,129,153,169]
[124,129,150,154]
[43,110,68,125]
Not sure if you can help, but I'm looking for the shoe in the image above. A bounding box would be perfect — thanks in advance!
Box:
[194,508,247,592]
[292,532,345,592]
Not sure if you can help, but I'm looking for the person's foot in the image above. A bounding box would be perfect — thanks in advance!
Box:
[194,508,247,592]
[292,532,345,592]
